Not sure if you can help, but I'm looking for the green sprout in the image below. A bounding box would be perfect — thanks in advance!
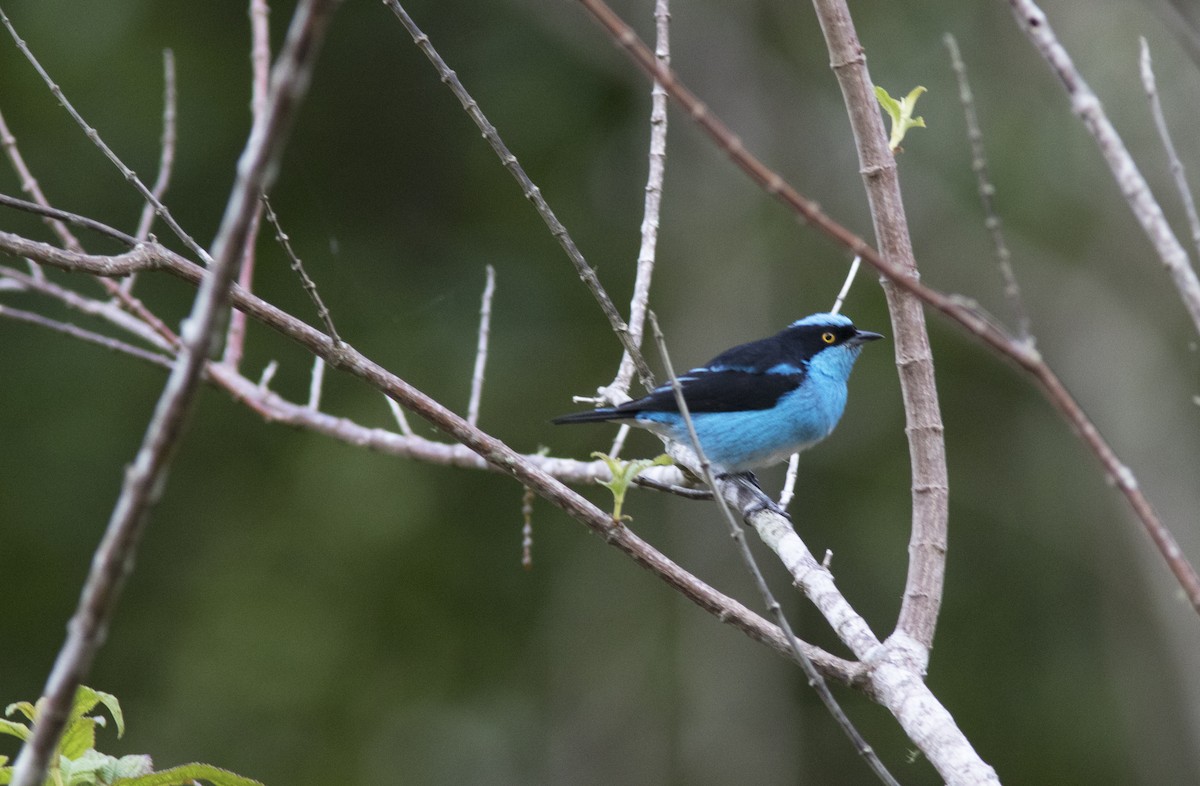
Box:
[874,85,927,152]
[592,452,673,522]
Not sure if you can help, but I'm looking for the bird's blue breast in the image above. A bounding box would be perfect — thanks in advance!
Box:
[636,366,850,472]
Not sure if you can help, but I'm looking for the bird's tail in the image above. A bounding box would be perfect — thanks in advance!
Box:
[550,408,621,425]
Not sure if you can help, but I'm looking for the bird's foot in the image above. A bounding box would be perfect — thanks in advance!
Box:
[716,472,792,520]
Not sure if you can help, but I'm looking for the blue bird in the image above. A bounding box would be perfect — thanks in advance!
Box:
[553,313,883,474]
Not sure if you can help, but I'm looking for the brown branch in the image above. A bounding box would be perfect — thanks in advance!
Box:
[570,0,1200,617]
[7,2,340,783]
[1,228,860,683]
[222,0,273,370]
[382,0,656,392]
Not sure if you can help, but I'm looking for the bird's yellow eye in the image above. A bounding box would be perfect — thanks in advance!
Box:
[821,331,836,344]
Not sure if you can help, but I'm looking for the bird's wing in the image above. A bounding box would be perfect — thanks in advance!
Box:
[617,367,804,415]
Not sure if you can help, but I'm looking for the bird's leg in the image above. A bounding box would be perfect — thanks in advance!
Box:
[717,471,792,520]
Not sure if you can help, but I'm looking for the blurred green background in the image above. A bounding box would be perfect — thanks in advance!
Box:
[3,0,1200,783]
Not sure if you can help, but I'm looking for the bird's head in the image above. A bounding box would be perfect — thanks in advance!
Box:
[785,312,884,380]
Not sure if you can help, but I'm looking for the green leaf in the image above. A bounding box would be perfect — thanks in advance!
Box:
[0,719,31,742]
[874,84,927,152]
[592,452,673,521]
[4,703,36,723]
[90,691,124,740]
[114,763,264,786]
[59,717,97,760]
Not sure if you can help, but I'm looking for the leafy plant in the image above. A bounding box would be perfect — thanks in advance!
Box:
[0,687,262,786]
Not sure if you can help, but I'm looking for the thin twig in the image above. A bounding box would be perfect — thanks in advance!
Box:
[0,227,860,683]
[223,0,273,369]
[829,255,861,317]
[521,486,535,570]
[382,0,656,391]
[0,263,171,351]
[7,3,339,784]
[648,313,900,786]
[0,193,181,351]
[467,264,496,427]
[0,192,138,245]
[944,33,1032,344]
[1139,36,1200,262]
[1008,0,1200,335]
[0,5,212,266]
[308,356,326,410]
[0,304,174,369]
[778,452,801,510]
[602,0,671,408]
[385,396,415,437]
[0,107,83,265]
[262,195,341,343]
[133,49,178,244]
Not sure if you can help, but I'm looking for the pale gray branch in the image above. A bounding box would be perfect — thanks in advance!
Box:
[1009,0,1200,335]
[1139,36,1200,263]
[8,2,340,783]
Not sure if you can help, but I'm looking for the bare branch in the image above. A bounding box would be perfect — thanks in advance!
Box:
[261,195,341,343]
[133,49,178,244]
[649,313,900,786]
[0,192,138,245]
[572,0,1200,617]
[382,0,656,391]
[0,5,211,266]
[944,33,1032,344]
[0,107,82,264]
[601,0,671,407]
[385,395,415,437]
[0,303,174,369]
[812,0,948,652]
[223,0,273,369]
[8,2,340,782]
[1139,37,1200,262]
[308,356,326,410]
[1008,0,1200,334]
[467,264,496,427]
[0,263,170,350]
[0,225,862,685]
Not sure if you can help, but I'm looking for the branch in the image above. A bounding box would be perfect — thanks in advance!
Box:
[0,303,174,369]
[222,0,273,369]
[650,314,900,786]
[8,2,339,783]
[0,5,211,266]
[467,264,495,427]
[570,0,1200,616]
[0,107,83,260]
[1008,0,1200,335]
[944,33,1032,344]
[809,0,949,654]
[382,0,656,392]
[0,229,861,683]
[132,49,178,244]
[600,0,671,407]
[1139,36,1200,262]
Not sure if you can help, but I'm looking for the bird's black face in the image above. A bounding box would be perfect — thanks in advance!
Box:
[787,320,883,362]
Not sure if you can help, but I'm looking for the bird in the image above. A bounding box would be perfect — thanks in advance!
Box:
[552,312,883,475]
